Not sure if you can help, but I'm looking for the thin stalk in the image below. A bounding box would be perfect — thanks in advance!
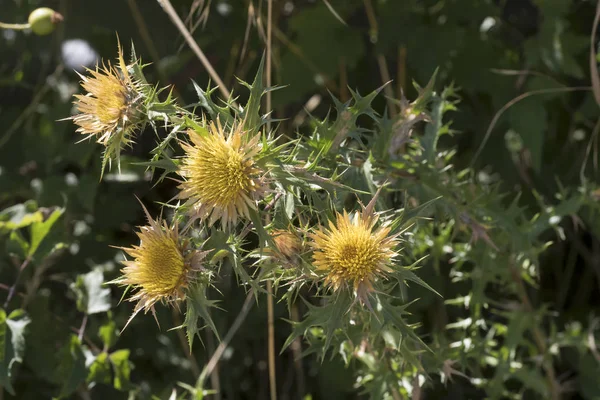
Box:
[266,0,273,132]
[0,64,64,150]
[339,57,348,102]
[510,265,561,400]
[156,0,234,104]
[0,22,29,30]
[290,305,305,397]
[127,0,183,100]
[198,291,255,387]
[267,281,276,400]
[376,54,397,117]
[3,257,31,309]
[172,308,201,376]
[471,86,591,167]
[205,329,221,400]
[266,1,277,399]
[397,45,407,96]
[77,314,88,342]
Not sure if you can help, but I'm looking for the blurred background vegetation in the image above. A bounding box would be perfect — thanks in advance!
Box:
[2,0,600,399]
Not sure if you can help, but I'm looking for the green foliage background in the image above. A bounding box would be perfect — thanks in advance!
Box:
[2,0,600,399]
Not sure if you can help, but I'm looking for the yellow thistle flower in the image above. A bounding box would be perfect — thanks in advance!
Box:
[177,120,265,228]
[113,205,209,327]
[273,229,303,260]
[70,40,141,149]
[265,229,304,267]
[310,206,398,299]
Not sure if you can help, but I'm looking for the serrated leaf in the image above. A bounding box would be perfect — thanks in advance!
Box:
[283,291,352,360]
[378,297,430,356]
[191,81,234,125]
[241,55,265,134]
[183,284,220,351]
[391,263,441,298]
[72,269,111,315]
[0,309,30,395]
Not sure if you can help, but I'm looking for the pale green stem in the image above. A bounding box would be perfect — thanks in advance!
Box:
[0,22,30,30]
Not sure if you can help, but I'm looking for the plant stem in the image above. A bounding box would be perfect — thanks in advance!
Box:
[172,308,201,376]
[3,257,31,309]
[510,265,561,400]
[0,22,29,30]
[266,0,273,133]
[266,1,277,398]
[78,314,88,342]
[198,291,255,388]
[290,305,305,397]
[156,0,234,104]
[267,280,277,400]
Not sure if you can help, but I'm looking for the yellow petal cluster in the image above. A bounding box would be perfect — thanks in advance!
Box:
[310,210,398,295]
[178,121,264,228]
[70,42,139,147]
[116,211,197,321]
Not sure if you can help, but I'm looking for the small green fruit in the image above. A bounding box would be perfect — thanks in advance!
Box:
[28,7,63,36]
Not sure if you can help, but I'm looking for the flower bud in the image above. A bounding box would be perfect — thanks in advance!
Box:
[28,7,63,36]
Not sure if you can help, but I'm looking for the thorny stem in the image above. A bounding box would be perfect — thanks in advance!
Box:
[4,257,31,309]
[510,265,561,400]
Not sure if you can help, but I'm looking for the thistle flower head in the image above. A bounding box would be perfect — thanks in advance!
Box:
[310,206,398,300]
[265,229,304,267]
[69,39,144,172]
[113,205,208,327]
[177,120,265,228]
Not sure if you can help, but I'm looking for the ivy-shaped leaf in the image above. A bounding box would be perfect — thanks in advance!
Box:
[56,335,87,398]
[0,309,30,395]
[71,269,111,315]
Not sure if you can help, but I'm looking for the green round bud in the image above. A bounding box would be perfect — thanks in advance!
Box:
[28,7,63,36]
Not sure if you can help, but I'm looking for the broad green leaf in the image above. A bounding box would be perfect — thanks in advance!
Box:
[109,349,131,390]
[28,207,64,257]
[98,320,117,350]
[86,352,111,385]
[56,335,87,398]
[0,309,30,395]
[71,269,111,315]
[0,202,42,233]
[6,230,29,258]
